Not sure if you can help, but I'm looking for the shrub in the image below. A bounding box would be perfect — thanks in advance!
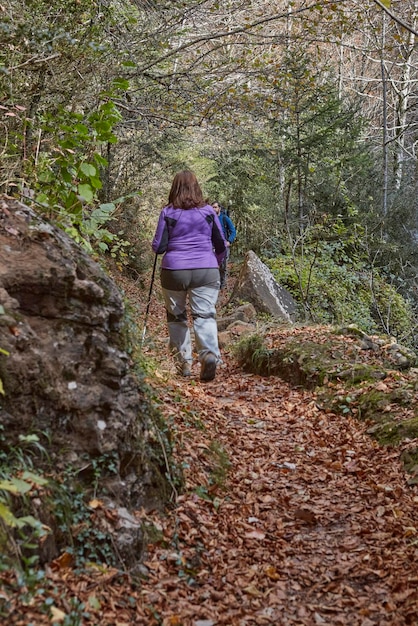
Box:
[268,244,415,345]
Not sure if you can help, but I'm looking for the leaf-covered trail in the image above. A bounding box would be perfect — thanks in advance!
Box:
[4,272,418,626]
[9,271,416,626]
[135,284,418,625]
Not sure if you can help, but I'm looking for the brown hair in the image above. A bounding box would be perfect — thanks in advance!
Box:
[168,170,205,209]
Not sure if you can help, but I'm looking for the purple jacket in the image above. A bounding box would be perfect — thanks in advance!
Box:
[152,204,227,270]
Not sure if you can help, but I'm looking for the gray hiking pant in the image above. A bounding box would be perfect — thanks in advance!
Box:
[160,268,220,366]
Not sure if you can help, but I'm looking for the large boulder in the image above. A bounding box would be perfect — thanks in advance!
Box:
[0,197,170,521]
[230,250,297,323]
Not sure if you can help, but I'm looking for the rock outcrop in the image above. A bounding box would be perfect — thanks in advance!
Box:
[0,196,171,564]
[230,250,297,323]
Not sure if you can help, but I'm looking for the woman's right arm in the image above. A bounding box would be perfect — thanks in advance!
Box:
[151,210,168,254]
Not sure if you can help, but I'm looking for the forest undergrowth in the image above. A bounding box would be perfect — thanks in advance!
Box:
[3,264,418,626]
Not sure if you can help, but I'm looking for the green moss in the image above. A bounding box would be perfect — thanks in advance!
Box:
[234,334,388,388]
[329,363,387,384]
[400,448,418,478]
[371,416,418,446]
[234,334,326,385]
[356,390,392,420]
[233,334,273,375]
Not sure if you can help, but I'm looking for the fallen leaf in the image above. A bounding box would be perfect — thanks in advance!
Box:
[243,585,262,597]
[50,606,66,622]
[265,565,281,580]
[51,552,73,570]
[244,529,266,540]
[88,498,104,509]
[294,508,317,524]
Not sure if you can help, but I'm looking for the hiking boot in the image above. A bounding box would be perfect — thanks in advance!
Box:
[179,362,191,377]
[200,352,217,382]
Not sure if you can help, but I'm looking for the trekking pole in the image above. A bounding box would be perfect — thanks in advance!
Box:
[141,253,158,345]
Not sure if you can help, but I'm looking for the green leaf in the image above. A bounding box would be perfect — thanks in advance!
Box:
[74,123,89,135]
[100,102,118,116]
[112,191,141,204]
[89,177,102,190]
[80,163,97,177]
[19,434,39,443]
[113,78,130,90]
[35,190,50,204]
[93,154,108,167]
[61,167,73,183]
[21,471,48,487]
[0,478,32,494]
[78,184,94,202]
[15,515,42,529]
[38,170,54,183]
[380,0,390,6]
[98,229,115,241]
[95,121,112,134]
[0,502,18,527]
[96,203,115,214]
[65,192,82,213]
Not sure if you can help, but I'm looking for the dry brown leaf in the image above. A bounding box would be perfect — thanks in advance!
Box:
[265,565,281,581]
[88,498,103,509]
[243,585,263,597]
[51,552,74,570]
[244,529,266,540]
[294,508,317,524]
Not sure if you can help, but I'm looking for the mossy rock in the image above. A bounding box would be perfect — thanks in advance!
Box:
[400,448,418,484]
[234,335,389,388]
[330,363,387,384]
[369,416,418,447]
[334,323,370,339]
[233,335,327,387]
[360,388,412,417]
[317,388,389,420]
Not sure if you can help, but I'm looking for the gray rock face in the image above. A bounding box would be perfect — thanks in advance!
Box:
[230,250,297,323]
[217,303,257,332]
[0,197,169,519]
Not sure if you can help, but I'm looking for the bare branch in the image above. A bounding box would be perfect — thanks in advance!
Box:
[371,0,418,36]
[136,0,346,74]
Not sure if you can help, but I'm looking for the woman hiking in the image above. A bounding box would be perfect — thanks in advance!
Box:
[151,170,227,381]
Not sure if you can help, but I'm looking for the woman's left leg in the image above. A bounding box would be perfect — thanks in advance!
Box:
[189,268,221,361]
[160,270,192,372]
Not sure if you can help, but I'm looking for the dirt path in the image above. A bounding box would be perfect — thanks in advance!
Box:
[6,270,417,625]
[132,279,418,625]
